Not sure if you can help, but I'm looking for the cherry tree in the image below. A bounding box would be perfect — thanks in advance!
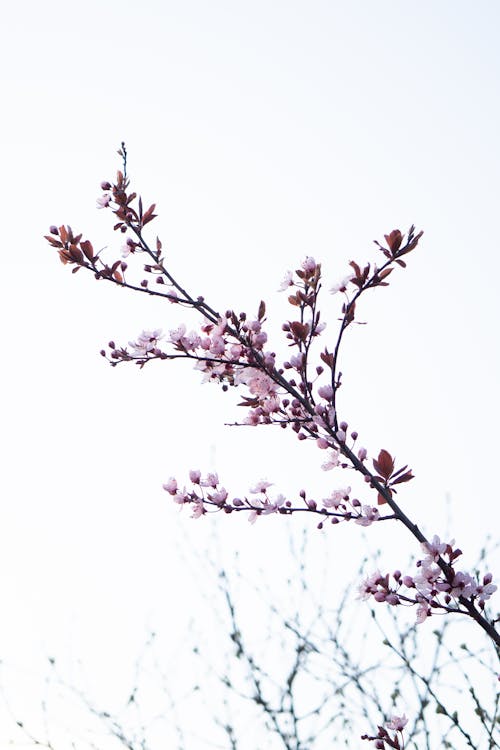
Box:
[45,144,499,747]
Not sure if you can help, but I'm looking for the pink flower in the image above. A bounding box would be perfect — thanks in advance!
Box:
[476,580,497,604]
[448,571,476,599]
[184,331,202,351]
[189,469,201,484]
[358,570,384,600]
[386,715,408,732]
[321,449,340,470]
[96,193,112,208]
[163,477,178,495]
[278,270,293,291]
[416,602,431,623]
[209,487,228,505]
[250,480,273,494]
[330,273,354,294]
[323,487,350,509]
[421,535,448,561]
[235,368,277,398]
[355,505,380,527]
[173,492,188,505]
[317,384,333,400]
[201,472,219,488]
[121,237,136,257]
[301,256,317,273]
[289,353,304,369]
[129,329,163,356]
[209,336,226,356]
[230,344,243,359]
[169,323,187,344]
[191,501,206,519]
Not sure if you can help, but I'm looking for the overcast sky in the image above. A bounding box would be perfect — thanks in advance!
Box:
[1,1,499,746]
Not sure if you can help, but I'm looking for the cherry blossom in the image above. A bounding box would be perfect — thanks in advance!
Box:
[46,158,499,658]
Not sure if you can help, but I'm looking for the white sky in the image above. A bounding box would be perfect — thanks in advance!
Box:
[1,0,500,746]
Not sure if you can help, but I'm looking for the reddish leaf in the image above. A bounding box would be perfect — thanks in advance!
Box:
[378,267,393,281]
[320,349,334,369]
[80,240,94,261]
[142,203,157,225]
[45,236,63,248]
[68,245,84,264]
[349,260,361,278]
[290,321,310,342]
[258,300,266,321]
[345,300,356,324]
[391,470,414,486]
[372,449,394,480]
[384,229,403,254]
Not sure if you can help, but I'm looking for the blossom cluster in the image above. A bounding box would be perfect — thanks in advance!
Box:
[361,714,408,749]
[358,535,497,621]
[163,472,387,527]
[46,158,499,650]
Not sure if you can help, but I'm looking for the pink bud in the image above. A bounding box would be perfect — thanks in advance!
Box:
[318,384,333,400]
[189,469,201,484]
[163,478,178,495]
[316,437,329,449]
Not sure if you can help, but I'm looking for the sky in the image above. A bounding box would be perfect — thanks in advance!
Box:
[1,1,500,747]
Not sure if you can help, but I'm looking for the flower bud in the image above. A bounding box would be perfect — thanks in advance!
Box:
[386,593,400,605]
